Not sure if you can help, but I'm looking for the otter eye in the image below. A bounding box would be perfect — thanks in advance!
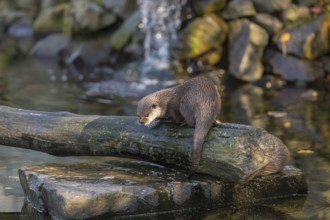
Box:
[152,104,157,109]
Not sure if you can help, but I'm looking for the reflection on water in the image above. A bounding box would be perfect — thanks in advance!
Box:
[0,145,117,214]
[0,57,329,218]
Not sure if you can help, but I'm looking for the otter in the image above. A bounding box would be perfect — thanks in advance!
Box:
[137,77,221,175]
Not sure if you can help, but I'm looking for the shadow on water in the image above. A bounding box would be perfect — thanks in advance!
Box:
[0,56,329,219]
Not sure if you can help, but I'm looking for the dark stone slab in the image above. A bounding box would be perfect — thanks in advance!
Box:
[19,159,307,219]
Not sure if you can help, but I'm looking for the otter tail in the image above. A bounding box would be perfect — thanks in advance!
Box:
[189,118,214,176]
[244,136,290,182]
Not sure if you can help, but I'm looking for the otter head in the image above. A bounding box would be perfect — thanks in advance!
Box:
[137,95,165,127]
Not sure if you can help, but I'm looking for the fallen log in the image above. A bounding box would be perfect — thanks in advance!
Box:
[0,105,288,182]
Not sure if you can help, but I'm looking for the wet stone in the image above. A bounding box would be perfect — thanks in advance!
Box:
[19,159,307,219]
[265,51,324,82]
[33,3,68,34]
[221,0,256,20]
[296,0,315,6]
[274,14,330,60]
[103,0,137,19]
[192,0,228,15]
[110,10,141,50]
[282,4,312,28]
[8,20,34,38]
[252,13,283,35]
[178,13,228,65]
[63,1,117,35]
[252,0,292,13]
[30,33,70,58]
[228,19,269,82]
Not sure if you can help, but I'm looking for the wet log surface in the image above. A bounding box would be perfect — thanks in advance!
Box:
[0,105,288,182]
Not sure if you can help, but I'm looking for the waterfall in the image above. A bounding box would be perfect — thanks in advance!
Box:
[139,0,186,75]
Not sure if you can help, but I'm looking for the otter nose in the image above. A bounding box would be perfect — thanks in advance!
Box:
[139,118,146,125]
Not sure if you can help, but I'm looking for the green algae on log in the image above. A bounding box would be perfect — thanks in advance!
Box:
[0,105,288,182]
[19,159,307,219]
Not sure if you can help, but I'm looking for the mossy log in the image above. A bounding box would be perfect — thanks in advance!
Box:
[0,105,287,182]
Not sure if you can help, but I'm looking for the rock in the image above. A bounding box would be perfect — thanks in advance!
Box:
[192,0,227,15]
[19,159,307,219]
[8,20,33,38]
[30,33,70,58]
[231,166,307,204]
[274,14,330,60]
[103,0,137,19]
[110,10,141,50]
[40,0,70,9]
[33,3,68,33]
[63,1,116,35]
[282,5,312,28]
[0,9,31,28]
[11,0,40,17]
[221,0,256,20]
[85,79,164,98]
[84,63,174,98]
[265,50,324,82]
[252,0,292,13]
[296,0,315,6]
[228,19,269,82]
[252,13,283,34]
[63,39,111,67]
[178,13,228,65]
[61,38,112,81]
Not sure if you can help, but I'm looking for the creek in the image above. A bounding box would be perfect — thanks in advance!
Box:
[0,0,329,218]
[0,56,329,219]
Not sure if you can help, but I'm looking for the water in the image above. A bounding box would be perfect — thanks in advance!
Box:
[139,0,186,73]
[0,56,329,218]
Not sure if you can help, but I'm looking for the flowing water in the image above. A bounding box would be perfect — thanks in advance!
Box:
[138,0,186,74]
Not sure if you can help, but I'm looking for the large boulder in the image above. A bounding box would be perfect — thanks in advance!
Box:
[178,13,228,65]
[110,10,141,50]
[252,13,283,35]
[33,3,68,33]
[274,14,330,60]
[8,0,40,17]
[8,20,33,38]
[192,0,227,15]
[228,19,269,82]
[30,33,70,58]
[0,2,32,28]
[252,0,292,13]
[221,0,256,20]
[265,50,324,82]
[103,0,137,19]
[63,1,116,35]
[282,4,312,28]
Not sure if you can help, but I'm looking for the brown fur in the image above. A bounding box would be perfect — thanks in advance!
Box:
[137,77,221,174]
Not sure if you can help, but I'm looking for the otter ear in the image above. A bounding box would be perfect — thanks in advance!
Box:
[152,104,157,109]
